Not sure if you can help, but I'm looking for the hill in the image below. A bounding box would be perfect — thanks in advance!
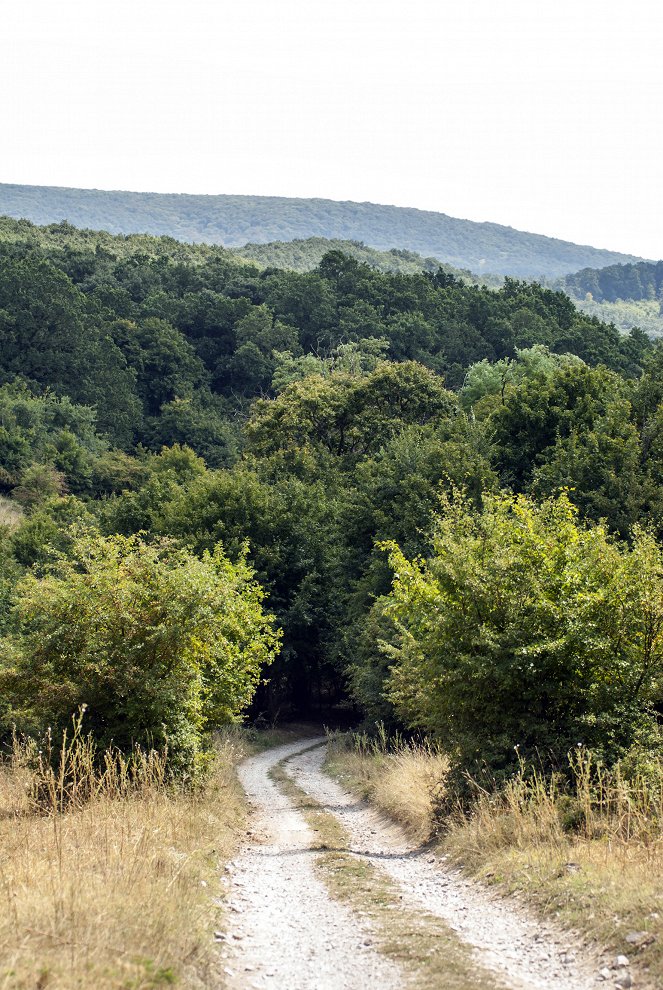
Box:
[562,260,663,337]
[0,182,644,279]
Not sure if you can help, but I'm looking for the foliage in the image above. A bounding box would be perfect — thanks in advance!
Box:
[0,533,280,771]
[246,362,457,465]
[382,492,663,783]
[0,213,662,771]
[564,259,663,304]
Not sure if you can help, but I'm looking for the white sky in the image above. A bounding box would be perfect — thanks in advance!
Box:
[3,0,663,258]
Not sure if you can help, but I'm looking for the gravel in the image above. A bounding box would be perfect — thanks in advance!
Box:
[287,741,603,990]
[221,737,604,990]
[220,739,402,990]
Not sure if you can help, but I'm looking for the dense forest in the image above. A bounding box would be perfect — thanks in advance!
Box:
[1,215,663,790]
[564,259,663,303]
[0,183,644,278]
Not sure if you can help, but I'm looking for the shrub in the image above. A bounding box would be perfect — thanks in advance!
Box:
[0,532,280,774]
[383,492,663,785]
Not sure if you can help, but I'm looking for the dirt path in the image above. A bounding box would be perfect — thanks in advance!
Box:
[220,738,402,990]
[220,738,603,990]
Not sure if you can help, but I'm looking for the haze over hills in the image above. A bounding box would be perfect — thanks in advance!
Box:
[0,182,646,279]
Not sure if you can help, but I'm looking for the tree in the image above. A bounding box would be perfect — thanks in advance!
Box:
[245,361,456,466]
[0,533,280,771]
[383,492,663,785]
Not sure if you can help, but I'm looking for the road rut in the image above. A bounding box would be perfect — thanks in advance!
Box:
[220,738,602,990]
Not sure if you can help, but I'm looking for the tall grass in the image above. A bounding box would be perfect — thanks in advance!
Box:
[326,726,449,842]
[16,714,170,815]
[449,747,663,861]
[328,729,663,984]
[0,723,248,990]
[331,728,663,851]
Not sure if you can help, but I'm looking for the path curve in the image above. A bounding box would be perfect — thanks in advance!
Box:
[287,742,601,990]
[221,737,602,990]
[220,738,402,990]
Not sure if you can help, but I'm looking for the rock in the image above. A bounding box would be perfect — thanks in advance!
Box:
[625,930,655,949]
[614,971,632,988]
[599,967,612,981]
[613,955,630,968]
[213,931,226,941]
[200,879,208,888]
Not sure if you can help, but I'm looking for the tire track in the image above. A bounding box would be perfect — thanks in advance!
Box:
[221,737,602,990]
[286,741,601,990]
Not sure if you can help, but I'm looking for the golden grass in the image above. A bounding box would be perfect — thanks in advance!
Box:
[326,729,448,843]
[327,733,663,989]
[0,728,250,990]
[0,497,23,531]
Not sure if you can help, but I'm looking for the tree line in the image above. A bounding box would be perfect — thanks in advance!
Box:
[0,217,662,785]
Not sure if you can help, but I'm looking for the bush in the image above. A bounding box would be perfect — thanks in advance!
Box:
[0,532,280,774]
[383,491,663,785]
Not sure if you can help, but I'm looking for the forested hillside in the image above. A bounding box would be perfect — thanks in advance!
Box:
[562,259,663,336]
[565,259,663,303]
[0,183,644,278]
[1,214,663,795]
[236,237,471,279]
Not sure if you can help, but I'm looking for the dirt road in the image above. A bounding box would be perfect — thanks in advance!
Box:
[220,738,602,990]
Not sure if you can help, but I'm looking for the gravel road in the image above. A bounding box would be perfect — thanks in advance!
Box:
[221,738,402,990]
[220,737,604,990]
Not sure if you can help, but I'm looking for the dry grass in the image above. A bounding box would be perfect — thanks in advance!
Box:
[327,733,663,988]
[0,497,23,531]
[326,728,448,843]
[0,725,251,990]
[443,753,663,985]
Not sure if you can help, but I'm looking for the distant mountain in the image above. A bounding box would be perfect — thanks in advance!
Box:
[0,183,645,279]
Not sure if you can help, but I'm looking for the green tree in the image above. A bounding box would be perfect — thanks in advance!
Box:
[0,533,280,770]
[383,492,663,785]
[246,361,455,466]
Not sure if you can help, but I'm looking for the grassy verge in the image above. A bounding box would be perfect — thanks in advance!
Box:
[270,751,508,990]
[0,496,23,530]
[0,730,254,990]
[326,735,663,989]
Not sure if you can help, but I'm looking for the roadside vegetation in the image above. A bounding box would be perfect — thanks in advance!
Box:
[0,724,251,990]
[2,216,663,982]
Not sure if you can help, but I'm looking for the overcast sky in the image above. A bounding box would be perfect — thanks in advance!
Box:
[3,0,662,258]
